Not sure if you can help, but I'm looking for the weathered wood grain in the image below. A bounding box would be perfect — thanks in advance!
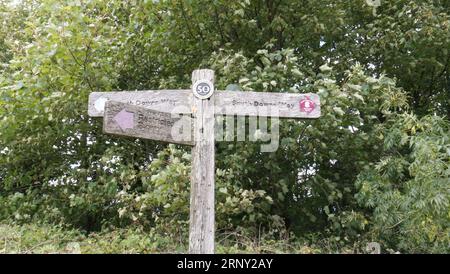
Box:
[89,90,320,119]
[103,101,194,146]
[88,90,192,117]
[214,91,321,118]
[88,69,323,255]
[189,69,215,254]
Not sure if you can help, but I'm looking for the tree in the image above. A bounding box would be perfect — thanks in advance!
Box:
[0,0,448,253]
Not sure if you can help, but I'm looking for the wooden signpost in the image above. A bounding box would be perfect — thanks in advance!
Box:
[103,101,194,146]
[88,69,321,254]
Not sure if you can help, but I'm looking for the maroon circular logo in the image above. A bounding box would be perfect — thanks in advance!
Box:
[299,97,315,113]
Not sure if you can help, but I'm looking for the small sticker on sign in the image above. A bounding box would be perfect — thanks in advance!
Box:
[299,97,315,113]
[193,80,214,99]
[95,97,108,112]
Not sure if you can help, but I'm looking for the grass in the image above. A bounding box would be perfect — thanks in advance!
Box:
[0,222,369,254]
[0,222,183,254]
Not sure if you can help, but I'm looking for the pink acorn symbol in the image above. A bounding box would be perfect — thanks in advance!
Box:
[299,96,315,114]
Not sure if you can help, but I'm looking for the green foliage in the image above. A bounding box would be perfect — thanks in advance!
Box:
[0,221,83,253]
[113,144,191,236]
[0,221,370,254]
[0,0,448,253]
[356,114,450,253]
[0,221,183,253]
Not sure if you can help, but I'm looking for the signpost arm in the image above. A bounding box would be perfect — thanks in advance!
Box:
[189,69,215,254]
[89,68,321,254]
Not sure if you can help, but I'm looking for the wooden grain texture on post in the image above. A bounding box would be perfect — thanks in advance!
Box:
[88,90,192,117]
[214,91,321,118]
[103,101,194,146]
[189,69,215,254]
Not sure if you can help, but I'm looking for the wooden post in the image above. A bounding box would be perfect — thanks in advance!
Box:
[189,69,215,254]
[89,68,321,254]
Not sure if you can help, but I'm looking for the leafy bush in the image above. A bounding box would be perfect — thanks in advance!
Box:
[356,114,450,253]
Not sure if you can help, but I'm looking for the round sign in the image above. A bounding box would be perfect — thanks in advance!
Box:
[299,97,315,113]
[193,80,214,99]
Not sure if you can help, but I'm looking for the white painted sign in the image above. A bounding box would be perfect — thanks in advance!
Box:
[192,79,214,99]
[88,90,192,117]
[89,91,320,119]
